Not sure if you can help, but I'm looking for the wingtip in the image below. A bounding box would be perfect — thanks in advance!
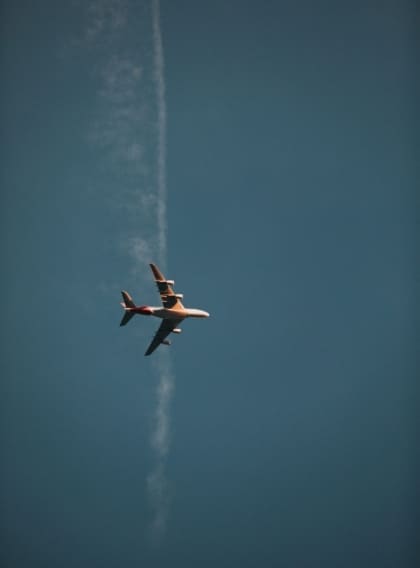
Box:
[150,262,164,281]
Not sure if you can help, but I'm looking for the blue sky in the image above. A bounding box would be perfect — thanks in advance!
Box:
[1,1,418,567]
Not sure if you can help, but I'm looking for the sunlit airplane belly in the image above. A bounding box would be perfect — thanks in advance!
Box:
[184,308,210,318]
[152,308,209,319]
[152,308,187,319]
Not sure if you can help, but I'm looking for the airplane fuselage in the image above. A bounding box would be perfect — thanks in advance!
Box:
[120,262,209,355]
[129,306,209,319]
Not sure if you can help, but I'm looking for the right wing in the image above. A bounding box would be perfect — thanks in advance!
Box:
[150,263,184,309]
[145,318,184,356]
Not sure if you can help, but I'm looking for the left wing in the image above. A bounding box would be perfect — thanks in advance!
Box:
[145,318,184,356]
[150,263,184,309]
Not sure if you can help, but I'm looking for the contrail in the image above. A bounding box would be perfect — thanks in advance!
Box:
[152,0,167,270]
[80,0,174,541]
[147,0,174,543]
[147,352,174,541]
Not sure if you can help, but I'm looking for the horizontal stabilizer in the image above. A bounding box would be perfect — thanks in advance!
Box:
[121,290,136,308]
[120,311,135,326]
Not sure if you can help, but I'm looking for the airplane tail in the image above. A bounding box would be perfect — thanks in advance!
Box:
[120,291,136,326]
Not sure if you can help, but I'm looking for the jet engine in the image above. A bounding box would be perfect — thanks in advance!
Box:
[166,280,175,286]
[175,294,184,299]
[162,339,171,346]
[172,328,182,334]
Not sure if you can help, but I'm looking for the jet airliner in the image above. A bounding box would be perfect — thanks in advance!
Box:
[120,263,209,355]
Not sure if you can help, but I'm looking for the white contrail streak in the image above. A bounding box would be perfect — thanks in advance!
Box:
[152,0,167,270]
[151,354,174,458]
[147,353,173,540]
[81,0,174,542]
[147,0,174,543]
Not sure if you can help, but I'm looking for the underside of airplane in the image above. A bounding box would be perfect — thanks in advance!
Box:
[120,263,209,355]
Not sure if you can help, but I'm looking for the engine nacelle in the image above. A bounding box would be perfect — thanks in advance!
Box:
[166,280,175,286]
[172,328,182,334]
[175,293,184,299]
[162,339,171,346]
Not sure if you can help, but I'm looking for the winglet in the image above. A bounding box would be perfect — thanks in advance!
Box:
[150,263,165,281]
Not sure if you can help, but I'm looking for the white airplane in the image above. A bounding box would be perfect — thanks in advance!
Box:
[120,263,210,356]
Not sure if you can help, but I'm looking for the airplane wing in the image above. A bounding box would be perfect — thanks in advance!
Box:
[145,318,184,356]
[150,263,184,309]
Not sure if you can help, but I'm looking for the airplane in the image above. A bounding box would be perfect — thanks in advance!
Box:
[120,263,210,356]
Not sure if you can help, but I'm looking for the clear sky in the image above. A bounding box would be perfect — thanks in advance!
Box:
[1,1,418,567]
